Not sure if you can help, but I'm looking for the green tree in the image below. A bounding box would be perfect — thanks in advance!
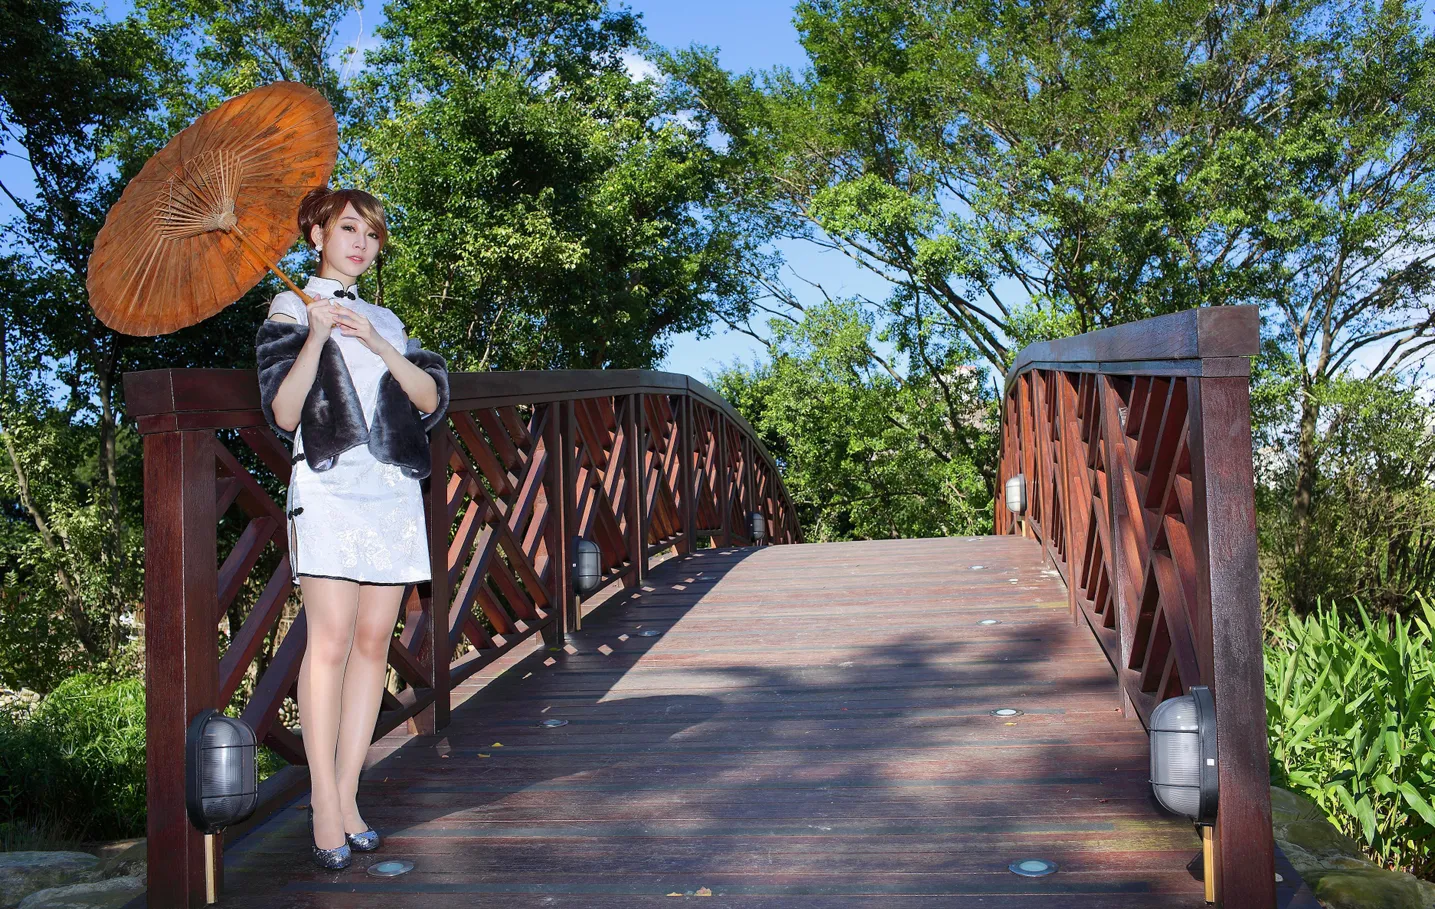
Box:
[714,300,994,541]
[352,0,760,369]
[668,0,1435,579]
[0,0,167,681]
[1254,354,1435,614]
[136,0,362,145]
[0,0,285,687]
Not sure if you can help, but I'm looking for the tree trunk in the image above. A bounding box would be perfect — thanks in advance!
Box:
[97,339,125,660]
[1291,379,1320,606]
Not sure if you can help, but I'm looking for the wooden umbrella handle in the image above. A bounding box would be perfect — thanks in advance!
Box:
[230,224,314,305]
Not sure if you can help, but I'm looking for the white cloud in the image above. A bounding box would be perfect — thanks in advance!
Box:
[621,50,660,82]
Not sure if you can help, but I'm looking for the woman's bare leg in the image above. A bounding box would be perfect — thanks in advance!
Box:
[296,576,361,851]
[335,583,405,834]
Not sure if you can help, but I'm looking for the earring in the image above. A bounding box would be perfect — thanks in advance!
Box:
[316,243,323,253]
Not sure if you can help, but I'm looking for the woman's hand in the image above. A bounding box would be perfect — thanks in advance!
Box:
[330,304,393,356]
[304,296,341,343]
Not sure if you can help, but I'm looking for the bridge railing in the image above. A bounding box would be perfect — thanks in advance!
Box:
[124,367,800,909]
[996,305,1273,909]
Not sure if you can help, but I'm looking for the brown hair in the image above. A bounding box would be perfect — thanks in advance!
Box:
[297,186,388,250]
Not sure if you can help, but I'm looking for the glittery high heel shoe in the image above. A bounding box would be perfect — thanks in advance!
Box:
[345,827,381,852]
[307,806,352,870]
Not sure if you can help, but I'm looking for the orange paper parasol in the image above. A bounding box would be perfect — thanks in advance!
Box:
[86,81,337,336]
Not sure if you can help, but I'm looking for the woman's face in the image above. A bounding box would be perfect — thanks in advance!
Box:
[313,202,382,280]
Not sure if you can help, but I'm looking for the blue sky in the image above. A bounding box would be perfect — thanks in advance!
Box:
[624,1,893,381]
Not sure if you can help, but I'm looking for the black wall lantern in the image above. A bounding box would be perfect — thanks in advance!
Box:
[749,512,766,544]
[573,537,601,596]
[185,708,258,902]
[186,708,258,834]
[1149,685,1219,902]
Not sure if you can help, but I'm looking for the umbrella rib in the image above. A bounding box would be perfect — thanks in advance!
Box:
[164,234,186,330]
[109,233,169,327]
[211,231,247,303]
[101,222,161,304]
[194,237,229,320]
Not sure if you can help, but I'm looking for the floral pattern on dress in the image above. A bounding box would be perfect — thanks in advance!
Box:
[275,276,432,584]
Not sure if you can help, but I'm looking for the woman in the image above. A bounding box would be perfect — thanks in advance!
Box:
[255,186,448,869]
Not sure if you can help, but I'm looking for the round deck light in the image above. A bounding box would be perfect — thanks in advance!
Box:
[368,860,414,877]
[539,718,569,728]
[978,619,1001,626]
[185,708,258,833]
[1149,685,1218,824]
[636,629,662,638]
[1005,474,1028,515]
[1009,858,1057,877]
[573,538,601,596]
[991,708,1023,717]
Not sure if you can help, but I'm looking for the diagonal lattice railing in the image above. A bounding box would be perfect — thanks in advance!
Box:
[125,368,800,909]
[997,305,1274,909]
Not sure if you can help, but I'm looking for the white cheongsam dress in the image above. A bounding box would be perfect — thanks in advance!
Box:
[267,275,431,585]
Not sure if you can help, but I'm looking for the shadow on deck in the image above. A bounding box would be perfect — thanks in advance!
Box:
[221,536,1232,907]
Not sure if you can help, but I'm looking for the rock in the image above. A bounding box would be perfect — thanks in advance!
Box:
[16,878,143,909]
[0,688,41,721]
[0,854,98,909]
[94,842,144,886]
[1266,790,1435,909]
[1314,867,1424,909]
[1268,786,1367,882]
[1281,819,1366,860]
[1420,879,1435,909]
[1270,786,1328,825]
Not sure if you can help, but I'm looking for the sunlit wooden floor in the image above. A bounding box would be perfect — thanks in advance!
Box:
[220,536,1225,907]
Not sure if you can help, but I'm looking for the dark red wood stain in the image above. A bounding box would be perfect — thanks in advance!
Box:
[220,537,1224,907]
[997,306,1280,909]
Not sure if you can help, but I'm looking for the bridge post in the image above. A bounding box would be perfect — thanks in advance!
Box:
[718,414,731,546]
[560,400,580,630]
[1188,375,1275,909]
[625,393,647,580]
[679,394,696,553]
[543,400,567,645]
[743,435,756,540]
[142,428,222,908]
[427,428,452,730]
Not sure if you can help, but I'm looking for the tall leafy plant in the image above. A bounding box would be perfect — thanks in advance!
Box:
[1266,599,1435,877]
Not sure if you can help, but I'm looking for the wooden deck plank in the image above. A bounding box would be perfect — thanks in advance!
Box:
[220,537,1213,907]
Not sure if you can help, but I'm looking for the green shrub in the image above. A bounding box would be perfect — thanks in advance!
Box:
[1254,365,1435,618]
[0,673,146,842]
[0,670,290,846]
[1266,599,1435,878]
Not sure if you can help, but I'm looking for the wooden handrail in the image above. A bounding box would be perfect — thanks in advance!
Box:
[1004,304,1261,387]
[997,305,1274,909]
[125,367,801,909]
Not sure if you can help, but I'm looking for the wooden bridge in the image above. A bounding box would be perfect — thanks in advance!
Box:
[125,306,1312,908]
